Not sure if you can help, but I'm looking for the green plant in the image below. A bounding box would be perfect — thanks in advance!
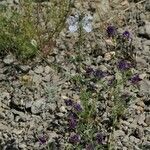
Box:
[0,0,71,59]
[79,90,96,123]
[66,50,140,149]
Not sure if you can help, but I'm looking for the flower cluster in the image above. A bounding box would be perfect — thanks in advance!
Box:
[67,13,93,33]
[64,99,83,112]
[93,69,107,78]
[64,99,82,145]
[130,74,142,84]
[64,98,83,129]
[64,99,73,106]
[68,114,78,129]
[122,31,130,39]
[63,24,141,148]
[65,100,105,147]
[38,135,47,145]
[85,67,108,79]
[106,26,131,40]
[96,132,104,144]
[117,59,132,71]
[85,67,94,76]
[69,134,80,144]
[106,26,117,37]
[73,103,82,112]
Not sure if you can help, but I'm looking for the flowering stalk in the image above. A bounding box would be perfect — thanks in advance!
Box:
[77,15,84,72]
[67,13,93,72]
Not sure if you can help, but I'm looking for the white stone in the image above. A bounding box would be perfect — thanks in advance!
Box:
[34,66,44,74]
[3,54,15,64]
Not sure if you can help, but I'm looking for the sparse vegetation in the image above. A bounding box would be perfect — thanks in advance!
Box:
[0,0,71,59]
[62,16,142,149]
[0,0,148,150]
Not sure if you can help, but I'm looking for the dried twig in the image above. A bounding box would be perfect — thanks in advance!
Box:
[124,0,146,12]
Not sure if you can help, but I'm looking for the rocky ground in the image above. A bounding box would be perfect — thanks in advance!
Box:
[0,0,150,150]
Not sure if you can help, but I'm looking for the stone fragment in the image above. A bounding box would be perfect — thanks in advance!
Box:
[0,123,10,131]
[140,80,150,94]
[145,115,150,126]
[146,1,150,11]
[137,114,147,126]
[114,130,125,138]
[136,100,145,108]
[138,22,150,38]
[19,65,30,72]
[31,98,46,114]
[44,66,52,74]
[3,54,15,65]
[34,66,44,74]
[129,136,140,144]
[145,22,150,38]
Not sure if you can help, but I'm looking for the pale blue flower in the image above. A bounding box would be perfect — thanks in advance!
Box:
[67,14,79,32]
[81,14,93,33]
[67,13,93,33]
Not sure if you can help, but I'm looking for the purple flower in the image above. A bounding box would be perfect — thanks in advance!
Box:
[68,115,77,129]
[85,67,94,76]
[86,143,95,150]
[39,136,47,145]
[73,103,82,112]
[106,26,116,37]
[64,99,73,106]
[69,134,80,144]
[94,70,105,78]
[96,133,104,144]
[130,74,142,84]
[118,60,131,71]
[68,112,78,119]
[122,31,130,39]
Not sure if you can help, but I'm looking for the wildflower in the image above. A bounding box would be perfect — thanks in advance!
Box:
[96,133,104,144]
[122,31,130,39]
[64,99,73,106]
[68,114,78,129]
[118,60,131,71]
[68,112,78,119]
[86,143,95,150]
[85,67,94,76]
[106,26,116,37]
[94,70,106,78]
[73,103,82,112]
[67,13,93,33]
[130,74,142,84]
[81,14,93,32]
[69,134,80,144]
[39,136,47,145]
[67,14,79,32]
